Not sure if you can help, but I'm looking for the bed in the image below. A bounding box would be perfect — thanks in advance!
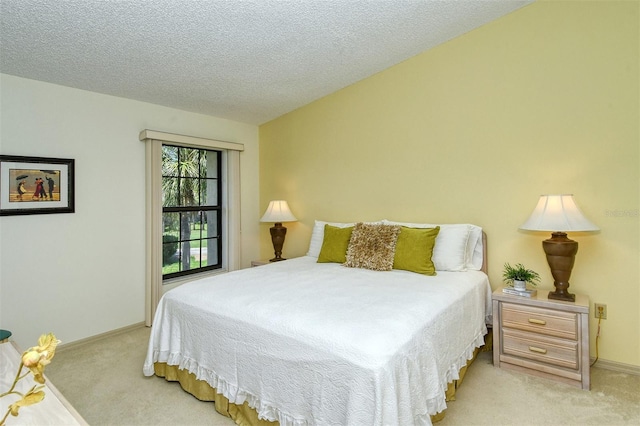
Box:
[143,220,492,426]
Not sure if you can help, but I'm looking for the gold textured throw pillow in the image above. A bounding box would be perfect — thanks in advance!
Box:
[344,223,401,271]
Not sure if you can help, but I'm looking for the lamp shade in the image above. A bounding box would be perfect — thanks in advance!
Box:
[519,194,599,232]
[260,200,297,223]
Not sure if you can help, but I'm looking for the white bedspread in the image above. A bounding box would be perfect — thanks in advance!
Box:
[143,256,492,426]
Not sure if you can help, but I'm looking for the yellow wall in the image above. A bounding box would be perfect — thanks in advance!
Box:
[259,1,639,367]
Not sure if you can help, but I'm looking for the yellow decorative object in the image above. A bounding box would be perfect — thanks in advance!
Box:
[21,333,59,385]
[0,333,60,425]
[8,387,45,417]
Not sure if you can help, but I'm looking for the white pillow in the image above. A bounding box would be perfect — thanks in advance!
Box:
[306,220,382,258]
[381,220,483,271]
[468,225,484,270]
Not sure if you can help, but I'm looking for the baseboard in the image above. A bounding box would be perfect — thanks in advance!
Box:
[57,322,147,353]
[591,357,640,376]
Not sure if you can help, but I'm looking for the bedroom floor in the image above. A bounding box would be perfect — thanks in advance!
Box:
[44,325,639,426]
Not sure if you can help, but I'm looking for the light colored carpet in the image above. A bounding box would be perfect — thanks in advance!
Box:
[44,326,639,426]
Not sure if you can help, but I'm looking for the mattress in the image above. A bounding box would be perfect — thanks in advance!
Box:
[143,256,492,425]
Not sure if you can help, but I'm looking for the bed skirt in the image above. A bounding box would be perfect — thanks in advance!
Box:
[152,340,489,425]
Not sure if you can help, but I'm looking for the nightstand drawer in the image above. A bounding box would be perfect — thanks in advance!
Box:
[502,328,579,370]
[501,302,578,340]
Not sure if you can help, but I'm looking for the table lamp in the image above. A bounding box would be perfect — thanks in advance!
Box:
[260,200,297,262]
[519,194,599,302]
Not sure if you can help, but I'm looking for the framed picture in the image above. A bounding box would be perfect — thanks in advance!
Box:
[0,155,75,216]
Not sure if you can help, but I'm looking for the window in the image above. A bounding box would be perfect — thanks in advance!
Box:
[161,145,222,279]
[139,129,244,326]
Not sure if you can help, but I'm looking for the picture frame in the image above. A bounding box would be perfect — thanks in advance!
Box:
[0,155,75,216]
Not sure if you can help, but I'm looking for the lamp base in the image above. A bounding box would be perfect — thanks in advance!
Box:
[548,290,576,302]
[543,232,578,302]
[269,222,287,262]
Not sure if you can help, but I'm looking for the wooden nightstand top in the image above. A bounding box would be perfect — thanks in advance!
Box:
[251,259,294,267]
[492,287,589,314]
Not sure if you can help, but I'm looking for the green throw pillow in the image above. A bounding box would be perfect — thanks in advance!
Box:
[317,225,354,263]
[393,226,440,275]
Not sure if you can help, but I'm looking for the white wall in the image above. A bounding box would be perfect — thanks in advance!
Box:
[0,74,260,349]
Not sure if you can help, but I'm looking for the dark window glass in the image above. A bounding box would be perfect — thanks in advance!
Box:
[161,145,222,279]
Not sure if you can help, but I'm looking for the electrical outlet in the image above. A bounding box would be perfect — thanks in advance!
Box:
[595,303,607,319]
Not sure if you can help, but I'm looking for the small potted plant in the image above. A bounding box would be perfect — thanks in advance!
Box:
[503,262,540,291]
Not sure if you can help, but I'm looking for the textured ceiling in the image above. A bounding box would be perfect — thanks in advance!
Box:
[0,0,532,125]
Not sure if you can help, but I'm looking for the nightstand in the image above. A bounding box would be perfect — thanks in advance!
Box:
[492,287,590,390]
[250,260,270,267]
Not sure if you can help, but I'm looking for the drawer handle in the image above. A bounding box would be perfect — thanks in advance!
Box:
[528,318,546,325]
[529,346,548,354]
